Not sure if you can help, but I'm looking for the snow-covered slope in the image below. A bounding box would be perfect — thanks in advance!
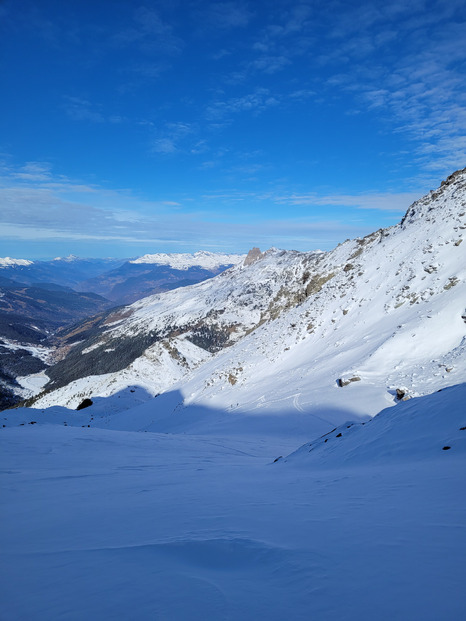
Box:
[29,169,466,437]
[130,250,244,269]
[24,337,211,412]
[285,382,466,466]
[2,383,465,620]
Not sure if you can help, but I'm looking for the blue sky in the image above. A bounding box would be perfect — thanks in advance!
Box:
[1,0,465,259]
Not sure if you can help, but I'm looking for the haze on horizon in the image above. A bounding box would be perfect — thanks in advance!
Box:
[1,0,465,259]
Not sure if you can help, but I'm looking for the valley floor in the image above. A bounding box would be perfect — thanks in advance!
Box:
[1,405,465,620]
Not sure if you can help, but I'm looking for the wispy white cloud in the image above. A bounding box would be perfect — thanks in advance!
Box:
[63,96,126,124]
[206,88,280,121]
[112,6,183,56]
[2,1,66,47]
[0,160,387,253]
[273,192,421,212]
[249,55,291,74]
[63,96,105,123]
[0,161,182,239]
[11,161,53,182]
[231,3,313,81]
[151,122,197,155]
[152,138,178,154]
[194,2,253,31]
[0,222,187,246]
[315,0,466,176]
[200,186,422,214]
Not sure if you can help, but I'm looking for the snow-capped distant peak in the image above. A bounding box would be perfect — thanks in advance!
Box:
[130,251,245,270]
[0,257,33,268]
[52,255,79,262]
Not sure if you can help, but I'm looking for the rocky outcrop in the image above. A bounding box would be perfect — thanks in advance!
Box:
[244,247,263,266]
[337,376,361,387]
[76,398,93,410]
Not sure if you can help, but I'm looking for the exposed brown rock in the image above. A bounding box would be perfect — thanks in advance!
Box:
[337,376,361,387]
[244,247,263,266]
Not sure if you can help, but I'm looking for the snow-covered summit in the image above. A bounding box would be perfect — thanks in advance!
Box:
[130,250,244,270]
[0,257,33,268]
[52,254,80,262]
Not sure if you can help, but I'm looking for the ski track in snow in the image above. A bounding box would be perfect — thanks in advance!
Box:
[292,393,304,412]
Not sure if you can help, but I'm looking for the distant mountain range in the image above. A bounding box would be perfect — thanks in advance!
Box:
[130,251,245,269]
[0,280,112,331]
[0,256,126,288]
[0,277,114,409]
[0,252,244,409]
[0,252,245,304]
[78,252,245,304]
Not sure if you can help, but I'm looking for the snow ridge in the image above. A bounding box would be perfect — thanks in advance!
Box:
[52,254,80,262]
[0,257,33,268]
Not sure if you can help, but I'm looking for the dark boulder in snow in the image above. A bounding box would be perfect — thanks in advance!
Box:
[337,376,361,387]
[76,398,93,410]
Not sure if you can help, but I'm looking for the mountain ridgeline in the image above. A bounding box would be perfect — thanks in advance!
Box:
[30,168,466,415]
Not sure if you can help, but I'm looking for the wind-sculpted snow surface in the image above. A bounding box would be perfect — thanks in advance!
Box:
[32,169,466,430]
[1,385,465,619]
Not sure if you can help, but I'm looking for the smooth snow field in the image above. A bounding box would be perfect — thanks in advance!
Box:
[1,384,466,620]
